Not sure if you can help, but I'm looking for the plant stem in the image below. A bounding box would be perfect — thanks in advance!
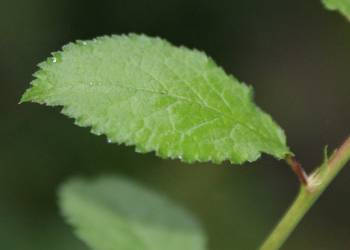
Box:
[260,136,350,250]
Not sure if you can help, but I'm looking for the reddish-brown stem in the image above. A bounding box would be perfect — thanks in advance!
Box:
[286,155,308,186]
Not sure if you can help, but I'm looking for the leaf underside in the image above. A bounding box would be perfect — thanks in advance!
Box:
[322,0,350,19]
[59,176,206,250]
[21,34,290,164]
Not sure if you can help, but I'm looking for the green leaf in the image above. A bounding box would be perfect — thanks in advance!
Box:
[58,175,207,250]
[322,0,350,19]
[21,34,290,164]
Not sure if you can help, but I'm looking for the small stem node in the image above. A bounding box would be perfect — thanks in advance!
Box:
[260,136,350,250]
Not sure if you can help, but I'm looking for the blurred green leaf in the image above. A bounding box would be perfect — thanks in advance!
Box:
[21,34,290,164]
[59,175,207,250]
[322,0,350,19]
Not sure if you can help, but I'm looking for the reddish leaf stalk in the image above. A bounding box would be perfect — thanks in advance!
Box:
[286,155,308,186]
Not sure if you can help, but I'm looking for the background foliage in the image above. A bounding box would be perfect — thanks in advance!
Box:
[59,176,206,250]
[1,0,350,249]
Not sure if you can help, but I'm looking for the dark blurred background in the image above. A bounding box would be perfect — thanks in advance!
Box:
[0,0,349,249]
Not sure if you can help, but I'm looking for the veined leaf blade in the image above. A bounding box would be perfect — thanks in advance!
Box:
[21,34,290,164]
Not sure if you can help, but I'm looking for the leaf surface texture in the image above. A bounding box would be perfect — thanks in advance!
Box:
[22,34,290,164]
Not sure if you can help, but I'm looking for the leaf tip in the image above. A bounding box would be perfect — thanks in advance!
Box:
[19,88,34,104]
